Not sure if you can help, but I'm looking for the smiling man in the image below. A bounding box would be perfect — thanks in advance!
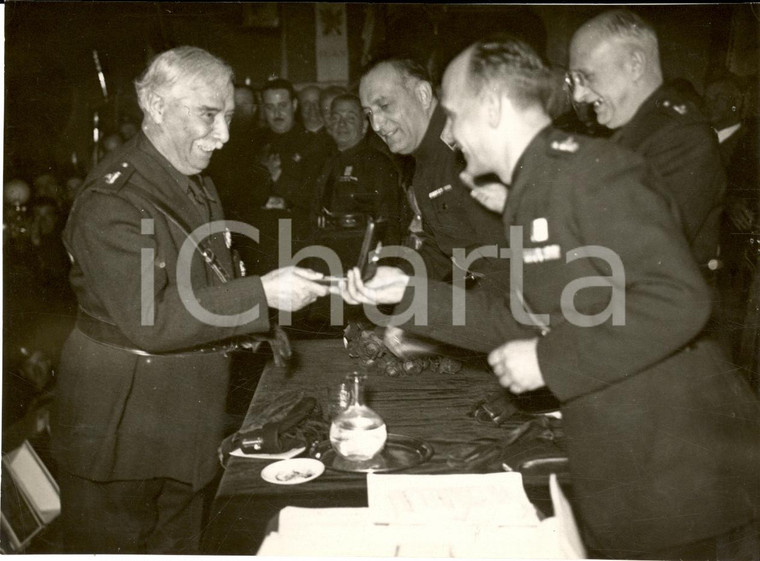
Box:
[569,9,725,275]
[345,36,760,560]
[53,47,328,554]
[310,94,401,267]
[359,57,506,281]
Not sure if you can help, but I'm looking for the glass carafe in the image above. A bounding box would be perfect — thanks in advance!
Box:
[329,373,387,461]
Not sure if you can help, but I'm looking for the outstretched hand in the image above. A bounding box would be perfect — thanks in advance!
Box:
[261,266,329,312]
[342,266,410,306]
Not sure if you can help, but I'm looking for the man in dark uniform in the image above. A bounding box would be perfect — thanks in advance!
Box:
[52,47,329,554]
[256,78,331,271]
[568,9,725,276]
[298,84,336,163]
[359,57,506,281]
[344,37,760,560]
[311,94,402,268]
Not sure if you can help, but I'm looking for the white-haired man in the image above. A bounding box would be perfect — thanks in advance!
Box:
[53,46,328,553]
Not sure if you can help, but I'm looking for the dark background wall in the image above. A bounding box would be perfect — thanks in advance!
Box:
[4,2,758,182]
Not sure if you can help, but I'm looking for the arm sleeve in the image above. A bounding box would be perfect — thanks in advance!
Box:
[537,157,711,402]
[395,270,538,353]
[68,190,271,353]
[646,123,725,245]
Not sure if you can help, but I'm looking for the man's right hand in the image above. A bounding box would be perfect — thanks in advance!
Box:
[261,266,329,311]
[460,171,508,214]
[263,153,282,183]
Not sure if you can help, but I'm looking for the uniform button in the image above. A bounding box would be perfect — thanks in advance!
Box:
[146,358,152,364]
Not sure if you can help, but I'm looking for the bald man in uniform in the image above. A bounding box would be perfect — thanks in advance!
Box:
[345,36,760,560]
[568,9,725,280]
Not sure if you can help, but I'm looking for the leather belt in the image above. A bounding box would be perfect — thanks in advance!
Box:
[76,308,233,357]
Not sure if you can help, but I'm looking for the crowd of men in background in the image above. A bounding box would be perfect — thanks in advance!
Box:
[4,13,760,432]
[2,7,760,556]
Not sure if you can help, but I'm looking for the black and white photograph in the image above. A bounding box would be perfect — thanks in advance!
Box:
[2,2,759,559]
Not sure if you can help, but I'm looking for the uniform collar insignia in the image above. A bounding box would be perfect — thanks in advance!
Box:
[550,136,579,153]
[104,171,122,184]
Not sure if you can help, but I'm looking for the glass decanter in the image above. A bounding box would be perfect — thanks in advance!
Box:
[329,373,387,461]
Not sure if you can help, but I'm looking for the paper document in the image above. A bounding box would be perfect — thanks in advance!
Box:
[257,474,585,558]
[367,471,540,526]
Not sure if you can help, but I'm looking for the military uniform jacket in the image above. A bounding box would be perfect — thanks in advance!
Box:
[613,83,726,268]
[258,123,327,214]
[396,127,760,555]
[411,104,506,280]
[53,133,272,490]
[312,136,402,241]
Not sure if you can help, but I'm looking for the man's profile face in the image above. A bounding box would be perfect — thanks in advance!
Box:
[359,63,430,154]
[158,75,234,175]
[331,99,367,151]
[568,31,638,129]
[298,86,324,132]
[263,88,296,134]
[441,52,493,179]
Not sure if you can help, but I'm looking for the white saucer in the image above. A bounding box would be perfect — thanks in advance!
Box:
[230,446,306,461]
[261,458,325,485]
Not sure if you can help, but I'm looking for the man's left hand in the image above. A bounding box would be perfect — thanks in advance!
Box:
[488,337,545,394]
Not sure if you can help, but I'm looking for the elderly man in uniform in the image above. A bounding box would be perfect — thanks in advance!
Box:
[53,46,329,554]
[359,56,506,281]
[255,78,328,271]
[344,36,760,560]
[568,9,725,278]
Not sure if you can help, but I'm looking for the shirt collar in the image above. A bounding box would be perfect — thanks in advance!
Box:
[413,103,447,162]
[137,132,216,202]
[716,122,742,144]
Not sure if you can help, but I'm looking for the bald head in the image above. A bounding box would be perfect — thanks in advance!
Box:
[441,38,552,184]
[569,9,663,129]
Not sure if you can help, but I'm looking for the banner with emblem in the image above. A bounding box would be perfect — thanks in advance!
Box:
[315,3,349,82]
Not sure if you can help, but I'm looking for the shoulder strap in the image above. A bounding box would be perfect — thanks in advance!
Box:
[123,181,232,284]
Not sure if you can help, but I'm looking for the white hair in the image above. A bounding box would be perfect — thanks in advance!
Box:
[134,46,234,113]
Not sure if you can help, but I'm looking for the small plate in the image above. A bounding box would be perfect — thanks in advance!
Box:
[230,446,306,461]
[261,458,325,485]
